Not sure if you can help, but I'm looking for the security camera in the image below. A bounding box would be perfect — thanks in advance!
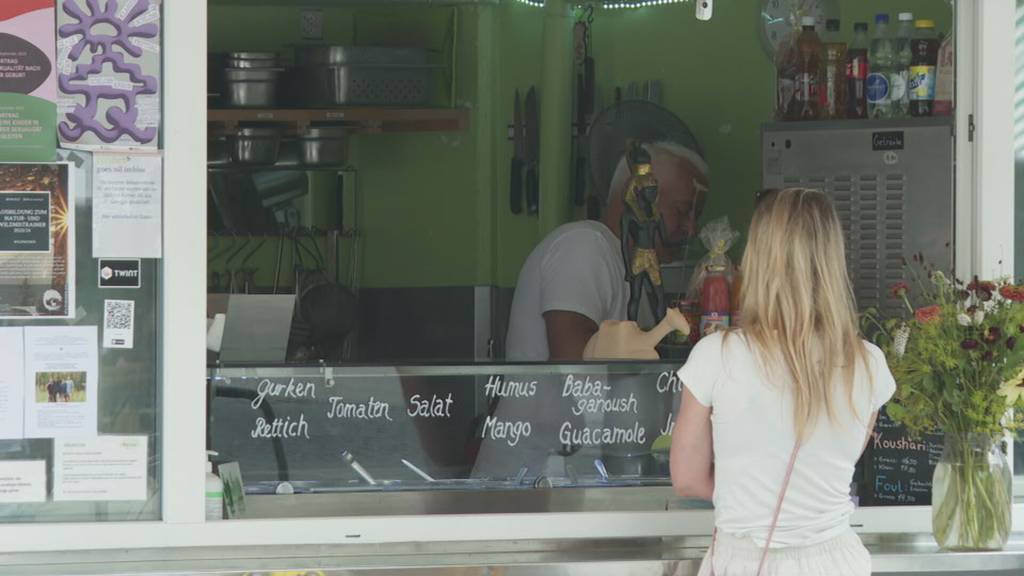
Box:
[696,0,712,21]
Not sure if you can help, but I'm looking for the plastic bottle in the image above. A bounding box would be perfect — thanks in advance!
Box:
[867,14,893,119]
[699,266,730,338]
[788,16,824,121]
[846,23,870,119]
[934,30,954,116]
[206,451,223,521]
[775,32,799,121]
[890,12,914,118]
[909,20,939,117]
[820,19,847,120]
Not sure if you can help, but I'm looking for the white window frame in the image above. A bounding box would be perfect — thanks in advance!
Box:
[0,0,1018,555]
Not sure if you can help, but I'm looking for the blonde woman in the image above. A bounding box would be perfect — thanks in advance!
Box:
[670,188,895,576]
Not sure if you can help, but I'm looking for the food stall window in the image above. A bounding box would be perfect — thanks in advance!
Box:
[203,0,962,519]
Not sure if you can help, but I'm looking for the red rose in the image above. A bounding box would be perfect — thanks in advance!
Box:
[961,339,980,350]
[915,305,941,324]
[982,350,995,362]
[890,281,910,298]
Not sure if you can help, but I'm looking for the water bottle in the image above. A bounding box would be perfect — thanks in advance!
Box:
[891,12,914,118]
[909,20,940,117]
[846,23,869,119]
[867,14,893,119]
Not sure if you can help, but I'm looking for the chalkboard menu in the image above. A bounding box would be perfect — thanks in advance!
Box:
[208,364,681,491]
[209,365,946,506]
[859,408,944,505]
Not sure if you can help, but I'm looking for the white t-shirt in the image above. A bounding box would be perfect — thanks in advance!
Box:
[505,221,628,361]
[677,331,896,548]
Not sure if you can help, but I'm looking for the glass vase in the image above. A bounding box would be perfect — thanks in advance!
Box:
[931,433,1012,551]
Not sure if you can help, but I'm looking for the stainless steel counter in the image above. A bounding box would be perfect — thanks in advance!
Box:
[3,534,1022,575]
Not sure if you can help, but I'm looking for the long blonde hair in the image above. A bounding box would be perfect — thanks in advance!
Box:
[737,188,868,440]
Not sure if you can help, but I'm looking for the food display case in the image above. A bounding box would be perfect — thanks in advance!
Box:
[207,361,706,518]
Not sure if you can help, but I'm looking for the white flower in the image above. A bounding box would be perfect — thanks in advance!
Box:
[893,324,910,358]
[931,271,949,286]
[974,310,986,325]
[983,300,996,313]
[958,313,972,327]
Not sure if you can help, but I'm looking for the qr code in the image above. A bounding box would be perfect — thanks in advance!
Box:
[104,300,134,330]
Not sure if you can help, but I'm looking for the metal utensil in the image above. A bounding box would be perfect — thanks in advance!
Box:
[401,458,435,482]
[524,86,540,215]
[341,450,377,485]
[224,68,283,108]
[299,124,348,166]
[514,466,529,484]
[509,89,524,214]
[294,65,434,108]
[230,127,281,165]
[594,458,610,483]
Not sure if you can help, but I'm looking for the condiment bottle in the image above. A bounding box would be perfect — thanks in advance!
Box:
[699,265,731,338]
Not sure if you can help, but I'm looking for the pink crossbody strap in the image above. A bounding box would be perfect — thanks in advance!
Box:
[710,443,801,576]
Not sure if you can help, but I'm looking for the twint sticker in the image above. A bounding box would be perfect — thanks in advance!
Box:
[98,259,141,288]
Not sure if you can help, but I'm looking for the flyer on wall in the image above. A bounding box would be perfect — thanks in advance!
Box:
[0,1,58,161]
[22,325,98,438]
[0,163,75,319]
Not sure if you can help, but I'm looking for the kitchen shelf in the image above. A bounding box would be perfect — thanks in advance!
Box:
[208,107,470,135]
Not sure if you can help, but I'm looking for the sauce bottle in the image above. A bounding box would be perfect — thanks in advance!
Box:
[699,266,731,338]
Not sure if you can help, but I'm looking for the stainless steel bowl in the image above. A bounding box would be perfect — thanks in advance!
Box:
[224,68,282,108]
[230,126,281,165]
[299,125,348,166]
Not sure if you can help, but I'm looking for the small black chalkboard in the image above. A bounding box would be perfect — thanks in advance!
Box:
[859,407,944,506]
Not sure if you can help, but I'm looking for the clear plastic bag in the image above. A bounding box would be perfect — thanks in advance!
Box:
[686,217,741,302]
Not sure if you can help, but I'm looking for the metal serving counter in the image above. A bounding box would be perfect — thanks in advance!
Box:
[4,534,1023,575]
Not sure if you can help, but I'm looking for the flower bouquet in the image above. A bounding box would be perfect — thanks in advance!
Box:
[862,255,1024,550]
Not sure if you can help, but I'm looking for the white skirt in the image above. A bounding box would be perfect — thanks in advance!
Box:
[695,529,871,576]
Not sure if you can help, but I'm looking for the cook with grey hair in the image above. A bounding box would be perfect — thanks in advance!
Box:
[505,141,710,362]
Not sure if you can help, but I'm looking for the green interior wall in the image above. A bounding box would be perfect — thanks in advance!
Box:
[207,0,954,291]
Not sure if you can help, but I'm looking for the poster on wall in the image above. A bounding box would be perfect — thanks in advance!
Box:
[0,1,58,162]
[0,163,74,319]
[57,0,161,150]
[22,325,98,439]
